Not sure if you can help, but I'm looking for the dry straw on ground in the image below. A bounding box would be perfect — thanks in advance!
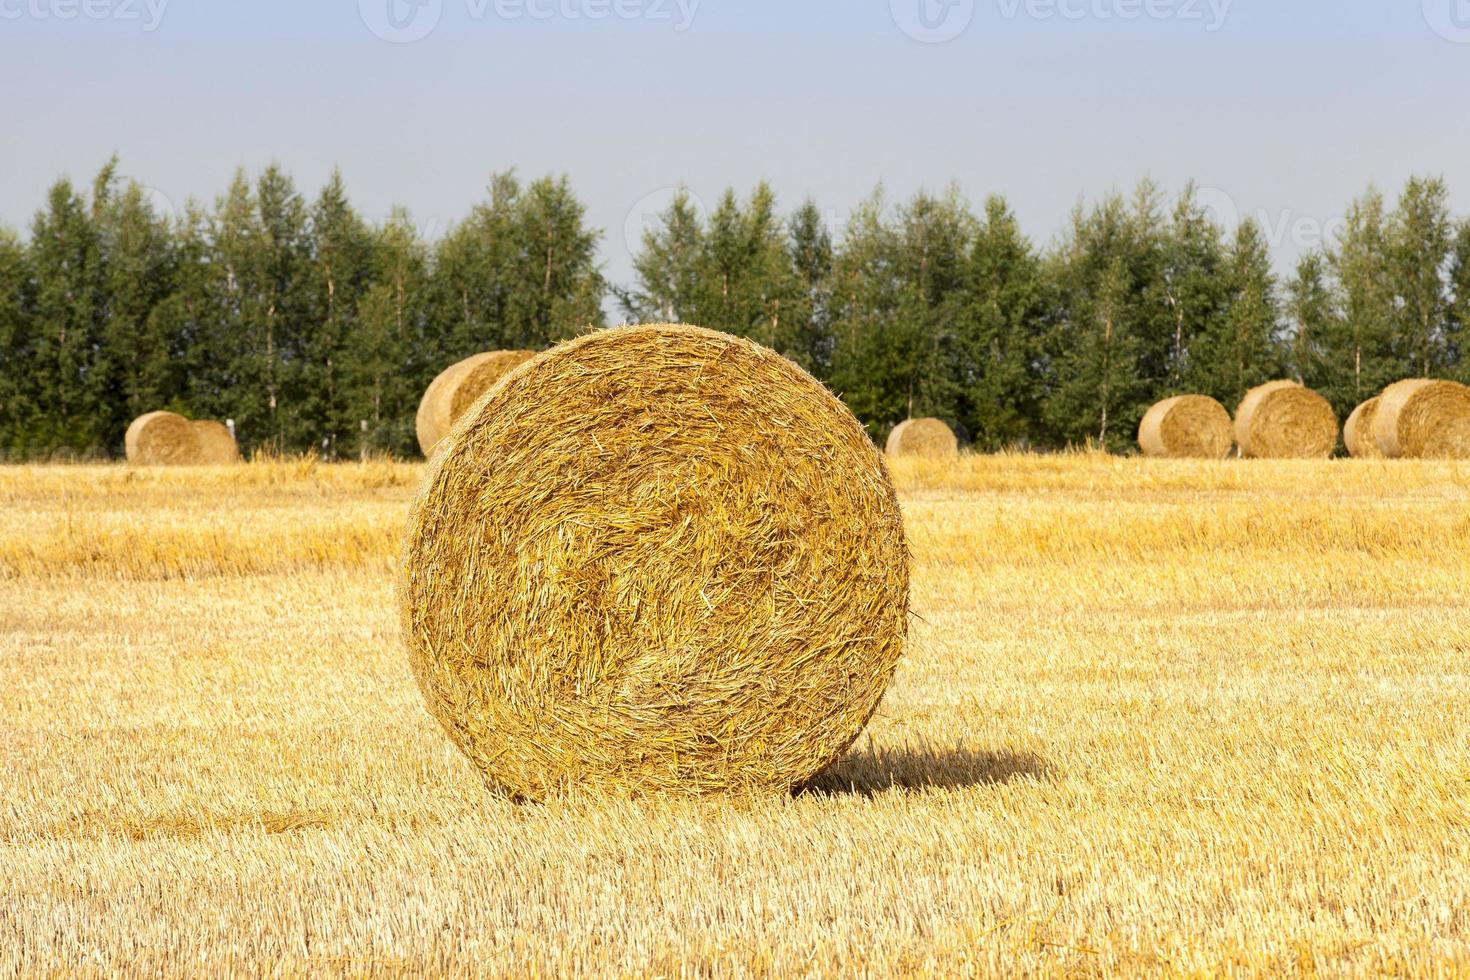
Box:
[414,350,537,456]
[1344,397,1384,459]
[8,456,1470,973]
[191,421,241,464]
[124,411,200,466]
[1371,379,1470,459]
[1233,381,1338,459]
[1138,395,1233,459]
[400,324,910,799]
[886,418,959,458]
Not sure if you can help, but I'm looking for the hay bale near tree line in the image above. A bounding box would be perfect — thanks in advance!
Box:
[885,417,958,458]
[125,411,197,465]
[1372,379,1470,459]
[1138,395,1234,459]
[1344,397,1384,459]
[1233,380,1339,459]
[125,411,240,465]
[400,324,909,799]
[191,420,242,464]
[415,350,537,456]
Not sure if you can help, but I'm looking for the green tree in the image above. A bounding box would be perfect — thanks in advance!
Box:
[1043,194,1153,451]
[620,188,704,324]
[1322,188,1398,409]
[957,195,1052,449]
[1122,181,1181,400]
[693,184,798,350]
[828,188,974,437]
[27,174,105,455]
[1387,176,1455,377]
[1448,220,1470,383]
[1162,185,1230,394]
[305,170,378,457]
[1197,219,1282,407]
[783,199,834,377]
[432,172,604,356]
[1046,251,1146,449]
[95,173,180,438]
[344,208,431,456]
[0,228,30,457]
[164,202,227,427]
[203,167,314,453]
[514,175,605,344]
[1285,251,1336,395]
[624,185,823,373]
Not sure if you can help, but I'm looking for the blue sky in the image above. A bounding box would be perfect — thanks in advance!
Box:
[3,0,1467,295]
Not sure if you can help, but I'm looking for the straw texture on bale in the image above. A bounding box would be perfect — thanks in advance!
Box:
[885,417,958,458]
[401,324,910,799]
[1371,379,1470,459]
[1233,380,1339,459]
[191,420,241,464]
[1137,395,1234,459]
[415,350,537,456]
[1343,397,1384,459]
[124,411,201,466]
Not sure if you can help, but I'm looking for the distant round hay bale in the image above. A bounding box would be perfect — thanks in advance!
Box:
[124,411,200,465]
[885,418,958,458]
[191,420,241,464]
[1233,381,1338,459]
[415,350,537,456]
[1343,397,1384,459]
[1371,379,1470,459]
[1138,395,1233,459]
[401,324,909,799]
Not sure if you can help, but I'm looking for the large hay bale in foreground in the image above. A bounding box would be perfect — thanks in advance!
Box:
[1343,397,1384,459]
[1233,381,1338,459]
[415,350,537,456]
[885,418,958,458]
[1371,379,1470,459]
[401,324,909,798]
[191,420,241,464]
[124,411,200,465]
[1138,395,1233,458]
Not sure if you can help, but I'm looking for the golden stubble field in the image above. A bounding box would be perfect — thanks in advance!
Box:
[2,454,1468,975]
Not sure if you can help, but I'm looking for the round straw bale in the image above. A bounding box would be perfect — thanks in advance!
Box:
[1233,381,1338,459]
[1138,395,1233,458]
[124,411,201,465]
[1343,397,1383,458]
[1371,379,1470,459]
[415,350,537,456]
[885,418,958,458]
[191,420,241,464]
[401,324,909,799]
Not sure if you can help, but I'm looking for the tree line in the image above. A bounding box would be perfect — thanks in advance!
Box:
[1,159,1466,459]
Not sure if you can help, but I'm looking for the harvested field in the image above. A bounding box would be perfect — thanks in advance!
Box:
[2,455,1469,974]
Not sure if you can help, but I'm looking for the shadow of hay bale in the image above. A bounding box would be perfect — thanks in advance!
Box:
[798,743,1047,797]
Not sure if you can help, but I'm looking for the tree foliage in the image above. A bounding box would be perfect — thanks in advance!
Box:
[2,162,1468,458]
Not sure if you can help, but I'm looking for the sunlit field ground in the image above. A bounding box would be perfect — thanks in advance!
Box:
[3,454,1469,975]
